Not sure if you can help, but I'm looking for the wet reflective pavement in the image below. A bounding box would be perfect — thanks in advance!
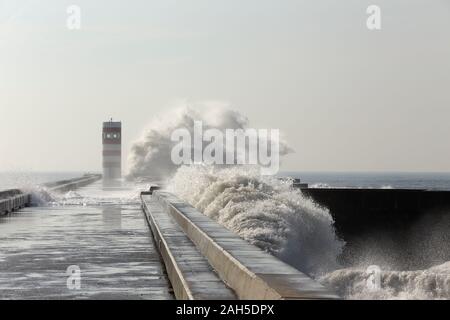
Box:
[0,182,174,299]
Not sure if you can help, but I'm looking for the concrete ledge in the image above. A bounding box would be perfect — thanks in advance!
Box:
[44,174,102,193]
[0,193,30,215]
[141,194,236,300]
[1,174,102,216]
[152,191,339,300]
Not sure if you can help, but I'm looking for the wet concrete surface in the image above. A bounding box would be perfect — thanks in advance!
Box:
[0,183,174,299]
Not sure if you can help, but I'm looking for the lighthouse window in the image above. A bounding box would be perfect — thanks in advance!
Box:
[104,132,120,139]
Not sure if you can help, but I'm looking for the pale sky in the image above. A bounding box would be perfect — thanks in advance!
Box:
[1,0,449,173]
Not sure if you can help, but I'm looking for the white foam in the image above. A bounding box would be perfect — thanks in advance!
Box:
[320,262,450,299]
[168,165,344,276]
[21,186,57,206]
[23,181,147,207]
[49,183,146,207]
[310,183,332,188]
[121,104,450,299]
[126,102,292,181]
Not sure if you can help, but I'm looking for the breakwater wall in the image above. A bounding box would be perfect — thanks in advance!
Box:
[0,189,31,215]
[43,174,102,193]
[299,187,450,267]
[300,188,450,237]
[0,174,102,215]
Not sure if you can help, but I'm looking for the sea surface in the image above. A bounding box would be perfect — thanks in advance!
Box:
[0,172,92,190]
[3,171,450,191]
[281,171,450,190]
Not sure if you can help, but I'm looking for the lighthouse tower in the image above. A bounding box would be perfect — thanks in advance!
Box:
[102,119,122,180]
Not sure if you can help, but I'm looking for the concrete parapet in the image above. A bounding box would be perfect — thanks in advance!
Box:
[0,192,31,215]
[145,191,339,300]
[141,194,236,300]
[43,174,102,193]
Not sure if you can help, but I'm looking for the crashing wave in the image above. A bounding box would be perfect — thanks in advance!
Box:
[321,261,450,299]
[168,165,344,276]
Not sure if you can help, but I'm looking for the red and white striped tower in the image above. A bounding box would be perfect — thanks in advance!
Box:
[102,120,122,180]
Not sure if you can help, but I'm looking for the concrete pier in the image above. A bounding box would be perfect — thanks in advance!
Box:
[0,174,101,216]
[1,176,338,300]
[43,174,102,192]
[0,189,30,215]
[142,190,339,300]
[0,181,173,299]
[142,195,236,300]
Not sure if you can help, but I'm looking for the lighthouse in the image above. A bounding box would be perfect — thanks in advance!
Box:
[102,119,122,180]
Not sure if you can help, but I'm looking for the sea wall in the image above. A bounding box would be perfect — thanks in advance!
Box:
[0,190,30,215]
[300,188,450,237]
[300,187,450,268]
[0,174,102,215]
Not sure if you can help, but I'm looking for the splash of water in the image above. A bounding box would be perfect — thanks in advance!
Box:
[310,183,332,188]
[320,262,450,299]
[53,187,142,206]
[125,104,450,299]
[126,102,292,181]
[21,182,145,207]
[21,186,56,206]
[168,165,344,276]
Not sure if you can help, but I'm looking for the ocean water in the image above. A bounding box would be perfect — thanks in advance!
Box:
[3,171,450,192]
[281,171,450,190]
[0,172,90,190]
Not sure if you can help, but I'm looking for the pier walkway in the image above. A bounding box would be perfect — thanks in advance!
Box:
[0,180,173,299]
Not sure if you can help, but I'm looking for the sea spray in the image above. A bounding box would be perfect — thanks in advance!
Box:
[126,103,292,181]
[126,103,338,275]
[168,165,344,276]
[22,184,144,207]
[320,262,450,299]
[21,186,56,206]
